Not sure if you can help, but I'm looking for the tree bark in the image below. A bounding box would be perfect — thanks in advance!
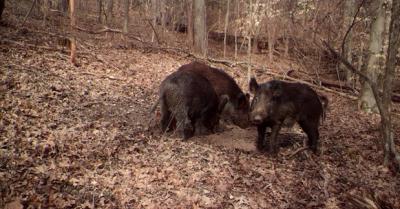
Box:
[187,0,193,46]
[234,0,239,59]
[151,0,157,43]
[106,0,114,25]
[359,0,386,113]
[193,0,207,57]
[382,0,400,170]
[97,0,103,23]
[0,0,5,20]
[60,0,68,13]
[223,0,230,58]
[267,26,274,62]
[69,0,75,27]
[123,0,129,34]
[341,0,356,83]
[69,0,76,65]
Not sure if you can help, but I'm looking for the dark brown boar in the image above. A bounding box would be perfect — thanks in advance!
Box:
[249,78,327,155]
[178,61,250,128]
[158,70,228,140]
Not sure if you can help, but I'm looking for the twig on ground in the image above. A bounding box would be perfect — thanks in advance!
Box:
[74,26,123,34]
[80,72,125,81]
[2,38,69,52]
[286,147,308,159]
[322,168,330,199]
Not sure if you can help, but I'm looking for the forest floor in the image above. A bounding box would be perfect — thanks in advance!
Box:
[1,8,400,209]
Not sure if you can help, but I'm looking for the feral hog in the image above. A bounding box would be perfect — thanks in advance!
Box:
[249,78,328,155]
[159,70,228,139]
[179,61,250,128]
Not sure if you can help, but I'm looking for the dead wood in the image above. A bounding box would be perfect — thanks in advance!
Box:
[80,72,125,81]
[286,147,308,159]
[2,38,67,52]
[75,26,123,34]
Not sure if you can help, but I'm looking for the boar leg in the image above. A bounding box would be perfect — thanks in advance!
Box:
[298,119,319,153]
[176,108,194,140]
[269,123,282,155]
[195,120,210,135]
[160,99,172,132]
[256,125,267,151]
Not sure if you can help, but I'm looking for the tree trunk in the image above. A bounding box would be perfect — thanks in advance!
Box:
[359,0,385,113]
[382,0,400,170]
[223,0,230,58]
[106,0,113,25]
[193,0,207,57]
[160,0,166,28]
[267,24,274,62]
[0,0,5,20]
[151,0,157,43]
[187,0,193,46]
[69,0,76,65]
[341,0,356,84]
[60,0,68,13]
[69,0,75,27]
[247,35,252,82]
[97,0,103,23]
[123,0,129,34]
[234,0,239,59]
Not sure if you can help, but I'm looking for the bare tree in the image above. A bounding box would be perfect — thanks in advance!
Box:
[151,0,158,43]
[0,0,5,20]
[106,0,114,25]
[340,0,356,84]
[123,0,130,34]
[381,0,400,170]
[234,0,239,59]
[359,0,386,113]
[187,0,193,46]
[69,0,75,27]
[324,0,400,170]
[60,0,68,13]
[223,0,230,58]
[193,0,207,56]
[97,0,103,23]
[69,0,76,65]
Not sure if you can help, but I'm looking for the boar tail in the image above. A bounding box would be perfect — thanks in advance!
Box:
[149,97,160,114]
[319,95,329,122]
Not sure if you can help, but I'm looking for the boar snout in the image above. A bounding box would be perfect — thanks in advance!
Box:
[251,115,263,125]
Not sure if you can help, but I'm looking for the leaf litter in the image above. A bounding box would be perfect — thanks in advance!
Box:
[1,16,400,209]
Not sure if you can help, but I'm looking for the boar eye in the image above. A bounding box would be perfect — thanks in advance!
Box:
[253,96,258,103]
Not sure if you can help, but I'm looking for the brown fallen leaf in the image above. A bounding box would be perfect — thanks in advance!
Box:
[4,200,23,209]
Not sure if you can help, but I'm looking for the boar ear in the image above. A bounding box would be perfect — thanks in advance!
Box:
[249,77,259,94]
[218,94,229,112]
[237,93,250,108]
[270,81,283,97]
